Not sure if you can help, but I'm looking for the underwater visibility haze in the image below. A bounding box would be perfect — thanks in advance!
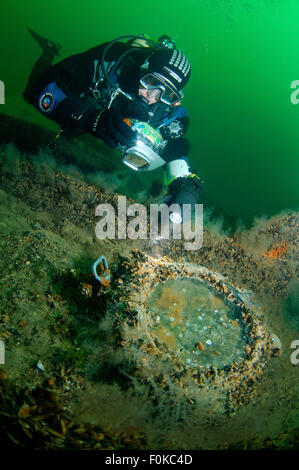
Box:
[0,0,298,451]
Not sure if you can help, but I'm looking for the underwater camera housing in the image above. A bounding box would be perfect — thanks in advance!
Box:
[121,119,167,172]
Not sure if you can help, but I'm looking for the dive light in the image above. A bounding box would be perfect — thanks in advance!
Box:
[167,176,202,225]
[169,211,183,224]
[120,120,201,226]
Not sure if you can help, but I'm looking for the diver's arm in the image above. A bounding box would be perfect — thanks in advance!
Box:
[31,47,106,131]
[163,158,202,205]
[161,137,202,222]
[30,42,135,146]
[163,161,203,224]
[32,77,135,148]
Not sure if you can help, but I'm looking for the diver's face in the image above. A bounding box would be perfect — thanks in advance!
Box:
[138,85,161,105]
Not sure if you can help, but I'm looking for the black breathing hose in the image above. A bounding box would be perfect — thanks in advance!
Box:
[100,34,160,88]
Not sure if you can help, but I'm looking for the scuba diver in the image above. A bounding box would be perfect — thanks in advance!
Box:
[23,29,202,223]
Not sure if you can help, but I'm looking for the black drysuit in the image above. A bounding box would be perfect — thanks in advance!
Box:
[24,41,190,156]
[23,40,201,205]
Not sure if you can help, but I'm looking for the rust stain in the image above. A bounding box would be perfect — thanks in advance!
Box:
[265,242,287,259]
[155,325,176,347]
[209,294,225,310]
[154,287,185,326]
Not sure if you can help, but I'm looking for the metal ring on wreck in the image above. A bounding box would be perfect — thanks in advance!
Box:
[108,252,282,409]
[92,255,111,286]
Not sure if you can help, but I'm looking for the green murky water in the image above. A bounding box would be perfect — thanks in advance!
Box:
[148,278,248,368]
[0,2,298,447]
[1,1,299,226]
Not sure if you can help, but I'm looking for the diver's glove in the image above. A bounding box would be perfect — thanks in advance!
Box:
[90,108,136,148]
[123,97,152,122]
[162,138,191,162]
[164,174,203,223]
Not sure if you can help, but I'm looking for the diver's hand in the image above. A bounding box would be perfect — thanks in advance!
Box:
[163,175,203,222]
[124,97,152,122]
[91,109,136,148]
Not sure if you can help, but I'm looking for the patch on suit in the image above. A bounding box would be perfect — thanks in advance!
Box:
[39,93,54,112]
[166,120,184,138]
[38,82,67,114]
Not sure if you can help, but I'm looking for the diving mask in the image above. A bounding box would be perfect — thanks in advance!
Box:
[140,73,182,105]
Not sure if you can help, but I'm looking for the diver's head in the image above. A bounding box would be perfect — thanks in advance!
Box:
[138,48,191,106]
